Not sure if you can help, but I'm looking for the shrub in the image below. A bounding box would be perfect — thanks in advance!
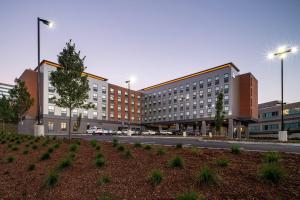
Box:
[176,143,182,149]
[156,147,166,156]
[15,140,21,145]
[42,140,49,147]
[123,149,132,158]
[144,145,152,150]
[149,170,163,186]
[96,153,104,159]
[6,156,15,163]
[23,149,29,155]
[27,164,36,171]
[95,157,106,167]
[57,157,72,171]
[195,166,219,186]
[11,146,19,151]
[90,140,97,147]
[25,143,30,148]
[97,175,111,185]
[7,143,12,149]
[169,156,184,168]
[32,145,38,150]
[44,171,59,187]
[69,144,78,152]
[95,144,101,150]
[190,147,202,156]
[230,145,241,154]
[259,163,285,184]
[117,144,125,152]
[74,139,81,146]
[97,193,116,200]
[40,152,50,160]
[1,140,6,144]
[263,151,280,163]
[215,158,229,167]
[53,143,60,149]
[112,139,118,147]
[47,147,54,154]
[176,191,203,200]
[134,142,142,148]
[68,152,76,159]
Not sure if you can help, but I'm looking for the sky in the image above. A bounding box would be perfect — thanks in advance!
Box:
[0,0,299,104]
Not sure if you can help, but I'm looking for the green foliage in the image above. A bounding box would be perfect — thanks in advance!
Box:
[90,140,97,147]
[53,143,60,149]
[23,149,29,155]
[134,142,142,148]
[47,147,54,154]
[44,171,59,187]
[176,143,182,149]
[69,144,78,152]
[97,193,116,200]
[177,192,203,200]
[112,138,118,147]
[95,157,106,167]
[32,145,38,150]
[95,144,101,150]
[96,153,104,159]
[215,158,229,167]
[27,164,36,171]
[57,157,73,171]
[50,40,94,140]
[156,147,166,156]
[230,145,241,154]
[11,146,19,151]
[214,91,225,134]
[149,170,163,186]
[117,144,125,152]
[40,152,50,160]
[190,147,202,156]
[259,163,285,184]
[0,80,34,122]
[263,151,280,163]
[6,156,15,163]
[123,149,132,158]
[144,144,152,150]
[97,175,111,185]
[195,166,219,186]
[169,156,184,168]
[68,152,76,159]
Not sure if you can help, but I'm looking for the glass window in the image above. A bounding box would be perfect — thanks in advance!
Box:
[48,105,54,114]
[93,83,98,91]
[61,122,67,131]
[48,122,54,132]
[61,108,67,116]
[93,93,98,100]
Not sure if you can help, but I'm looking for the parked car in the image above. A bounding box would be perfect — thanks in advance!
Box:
[160,130,173,135]
[116,130,123,135]
[87,126,102,135]
[102,129,109,135]
[108,129,113,135]
[142,130,156,135]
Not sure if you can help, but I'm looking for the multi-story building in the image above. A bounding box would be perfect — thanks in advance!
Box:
[249,101,300,135]
[140,63,258,137]
[0,82,14,99]
[19,60,258,138]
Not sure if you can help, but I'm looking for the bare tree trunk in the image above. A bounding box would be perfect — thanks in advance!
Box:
[68,108,72,142]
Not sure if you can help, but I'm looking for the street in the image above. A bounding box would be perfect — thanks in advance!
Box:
[69,135,300,154]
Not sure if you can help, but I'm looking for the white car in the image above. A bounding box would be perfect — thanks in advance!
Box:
[87,126,102,134]
[116,130,123,135]
[142,130,156,135]
[160,130,173,135]
[102,129,109,135]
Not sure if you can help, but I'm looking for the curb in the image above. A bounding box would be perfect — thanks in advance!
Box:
[198,139,300,146]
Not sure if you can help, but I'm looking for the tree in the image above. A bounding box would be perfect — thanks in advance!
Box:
[214,91,225,136]
[50,40,93,141]
[8,79,34,122]
[0,96,14,122]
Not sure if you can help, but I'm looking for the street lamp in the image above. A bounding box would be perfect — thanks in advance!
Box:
[37,17,54,125]
[267,45,297,133]
[125,80,131,132]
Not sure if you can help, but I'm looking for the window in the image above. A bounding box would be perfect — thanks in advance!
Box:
[73,109,78,116]
[174,87,177,94]
[192,82,197,90]
[224,84,229,93]
[208,98,212,103]
[207,108,212,114]
[199,90,203,98]
[199,80,204,88]
[193,92,197,99]
[93,102,98,109]
[61,108,67,116]
[48,122,54,132]
[102,86,106,94]
[224,95,229,104]
[49,83,55,92]
[110,88,114,93]
[118,90,122,95]
[93,83,98,91]
[180,86,184,93]
[263,124,279,131]
[215,86,220,95]
[48,105,54,115]
[224,106,229,112]
[200,109,204,114]
[215,76,219,85]
[207,88,212,97]
[186,84,190,91]
[207,78,212,87]
[83,110,88,117]
[224,73,229,83]
[168,88,172,95]
[93,93,98,101]
[61,122,67,131]
[48,94,55,103]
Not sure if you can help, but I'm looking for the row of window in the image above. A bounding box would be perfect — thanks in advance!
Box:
[110,88,141,98]
[48,105,106,119]
[109,113,141,121]
[250,121,300,132]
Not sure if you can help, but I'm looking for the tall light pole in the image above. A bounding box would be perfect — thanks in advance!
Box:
[267,46,298,132]
[37,17,54,125]
[125,80,131,131]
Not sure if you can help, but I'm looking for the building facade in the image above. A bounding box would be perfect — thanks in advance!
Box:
[19,61,258,138]
[140,63,258,137]
[0,82,14,99]
[249,101,300,135]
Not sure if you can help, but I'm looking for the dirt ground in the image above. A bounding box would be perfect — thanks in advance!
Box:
[0,136,299,200]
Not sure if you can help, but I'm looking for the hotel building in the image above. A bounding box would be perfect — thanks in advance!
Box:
[0,82,14,99]
[19,61,258,138]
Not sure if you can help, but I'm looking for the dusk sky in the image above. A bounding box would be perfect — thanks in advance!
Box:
[0,0,299,103]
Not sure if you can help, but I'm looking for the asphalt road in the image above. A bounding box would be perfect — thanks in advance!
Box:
[70,135,300,154]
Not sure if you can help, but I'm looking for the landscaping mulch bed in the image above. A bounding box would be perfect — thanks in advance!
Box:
[0,135,300,200]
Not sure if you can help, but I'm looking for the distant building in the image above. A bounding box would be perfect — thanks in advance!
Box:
[0,82,14,99]
[249,101,300,134]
